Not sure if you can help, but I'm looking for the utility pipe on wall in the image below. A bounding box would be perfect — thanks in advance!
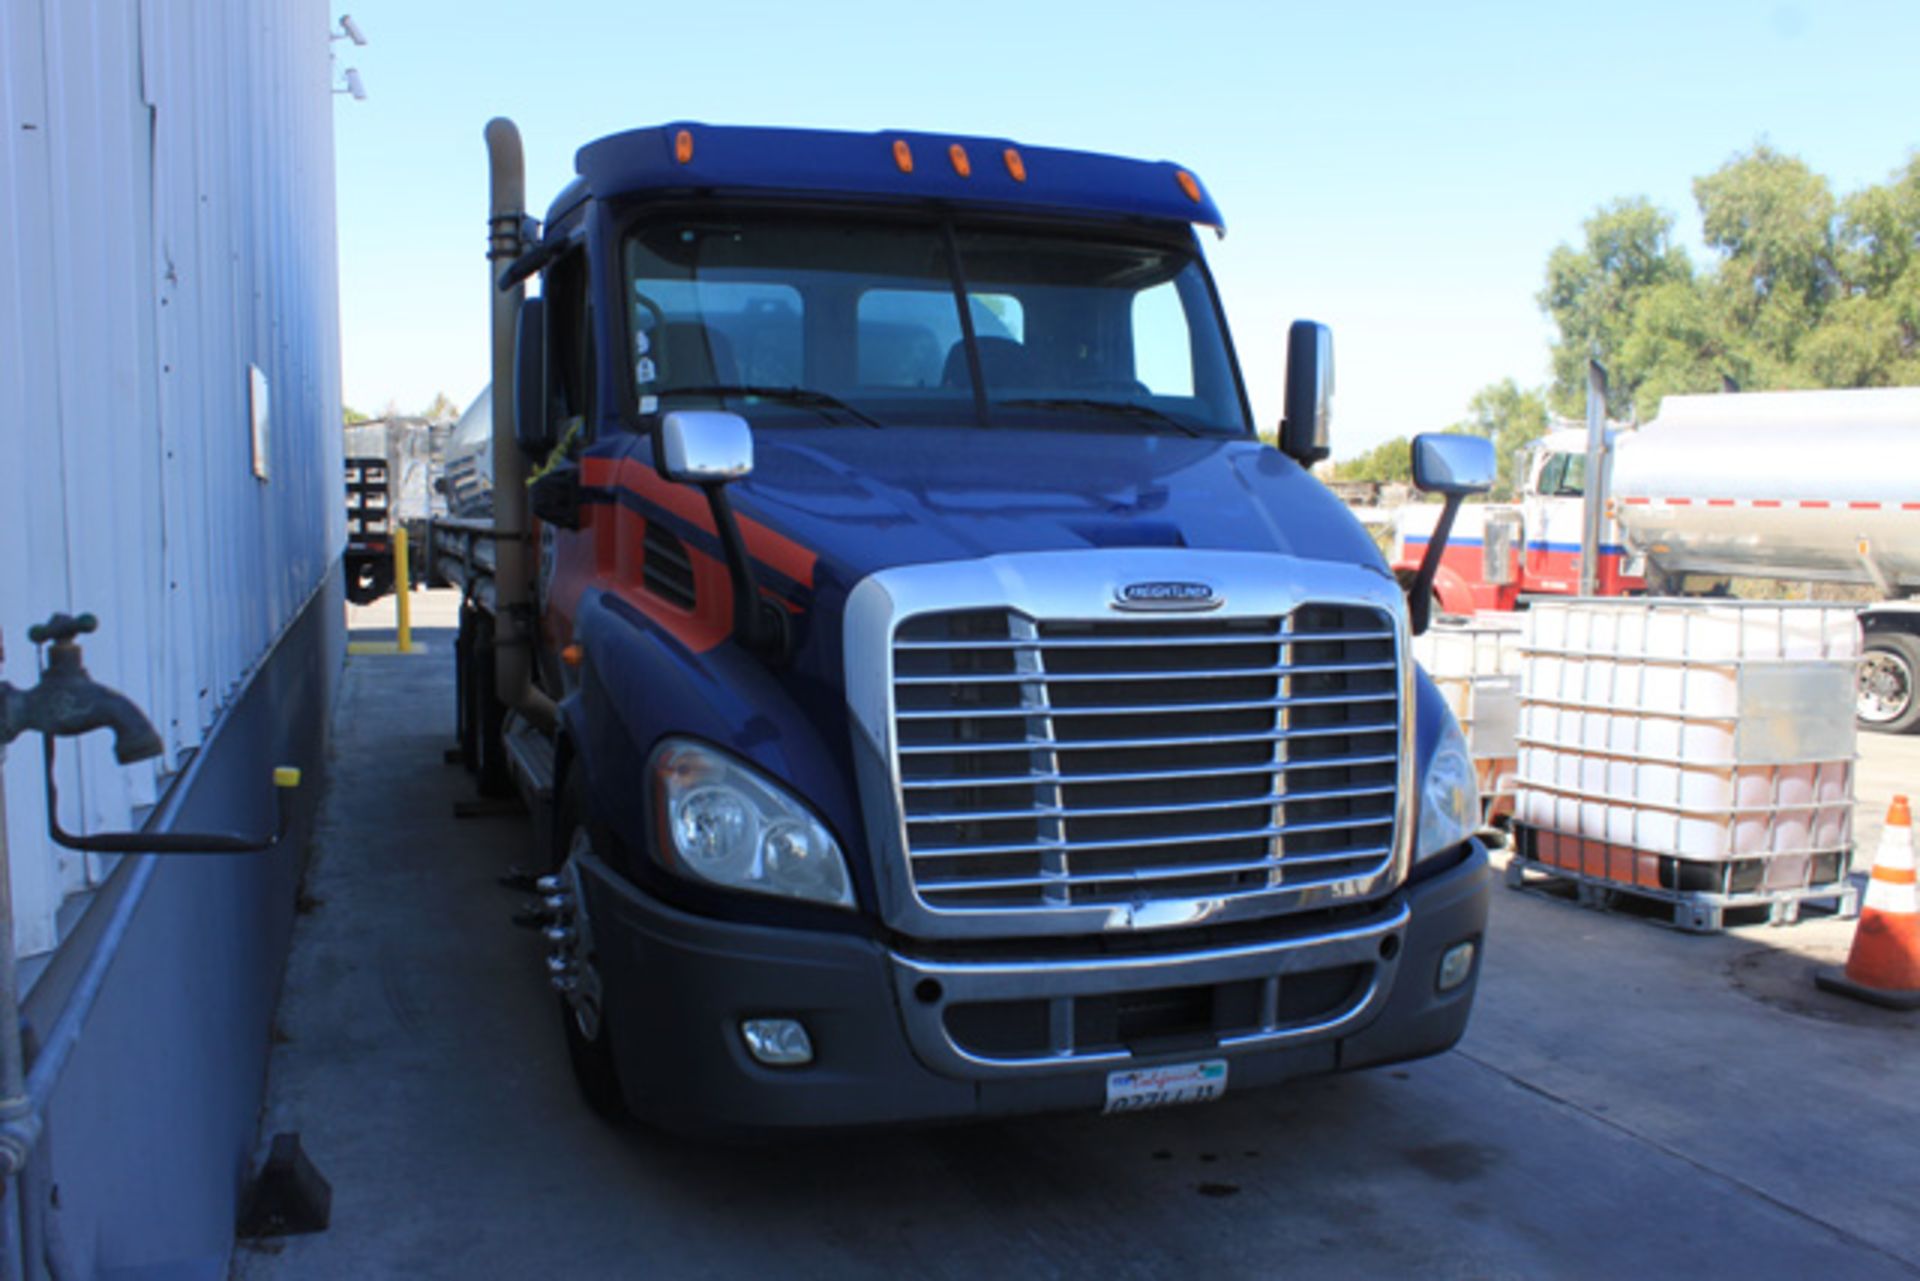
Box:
[0,738,27,1281]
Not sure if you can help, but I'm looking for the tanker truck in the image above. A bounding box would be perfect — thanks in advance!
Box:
[1393,387,1920,734]
[427,117,1498,1135]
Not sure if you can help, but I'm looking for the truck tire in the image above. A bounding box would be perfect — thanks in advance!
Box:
[1859,632,1920,734]
[345,556,385,606]
[552,772,628,1120]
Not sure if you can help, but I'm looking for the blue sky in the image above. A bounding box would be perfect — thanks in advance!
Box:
[333,0,1918,456]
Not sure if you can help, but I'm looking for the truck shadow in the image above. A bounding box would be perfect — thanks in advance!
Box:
[546,1059,1506,1280]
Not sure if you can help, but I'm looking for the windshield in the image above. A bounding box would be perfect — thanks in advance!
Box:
[620,212,1249,435]
[1537,451,1586,497]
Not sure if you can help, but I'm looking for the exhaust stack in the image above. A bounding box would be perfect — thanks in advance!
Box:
[485,117,557,734]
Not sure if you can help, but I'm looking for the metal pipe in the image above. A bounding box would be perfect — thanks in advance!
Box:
[0,850,154,1274]
[0,741,27,1281]
[0,854,157,1178]
[1581,358,1608,598]
[485,117,557,736]
[0,751,30,1171]
[17,858,156,1121]
[0,1183,18,1281]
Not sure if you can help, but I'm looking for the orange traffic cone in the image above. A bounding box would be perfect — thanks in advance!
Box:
[1817,795,1920,1009]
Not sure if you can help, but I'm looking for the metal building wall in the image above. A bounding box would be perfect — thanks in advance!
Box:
[0,0,343,957]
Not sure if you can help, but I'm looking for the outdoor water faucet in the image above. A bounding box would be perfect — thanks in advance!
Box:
[0,613,164,764]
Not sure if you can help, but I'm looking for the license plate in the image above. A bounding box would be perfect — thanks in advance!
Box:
[1103,1060,1228,1114]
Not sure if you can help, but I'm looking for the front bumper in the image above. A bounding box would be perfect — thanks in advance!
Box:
[581,842,1491,1136]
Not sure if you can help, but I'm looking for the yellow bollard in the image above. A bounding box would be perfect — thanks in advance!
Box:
[394,526,413,654]
[346,526,427,656]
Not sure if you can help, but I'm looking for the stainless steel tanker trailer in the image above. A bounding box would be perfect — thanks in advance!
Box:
[1609,387,1920,733]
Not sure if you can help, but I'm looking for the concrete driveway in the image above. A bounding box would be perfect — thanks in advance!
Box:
[234,595,1920,1280]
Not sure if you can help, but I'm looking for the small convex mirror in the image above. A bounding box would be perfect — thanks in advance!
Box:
[1410,433,1495,497]
[660,411,753,485]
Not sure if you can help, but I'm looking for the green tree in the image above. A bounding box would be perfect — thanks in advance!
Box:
[1539,198,1697,419]
[422,391,461,422]
[1541,144,1920,419]
[1824,152,1920,385]
[342,404,371,425]
[1332,435,1413,485]
[1449,380,1549,499]
[1693,144,1838,366]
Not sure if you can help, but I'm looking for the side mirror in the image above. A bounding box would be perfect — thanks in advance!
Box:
[1279,320,1333,465]
[659,411,753,484]
[512,297,552,457]
[1404,432,1496,636]
[1411,433,1496,497]
[656,411,783,660]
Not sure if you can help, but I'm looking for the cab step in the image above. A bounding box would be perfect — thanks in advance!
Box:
[502,711,556,803]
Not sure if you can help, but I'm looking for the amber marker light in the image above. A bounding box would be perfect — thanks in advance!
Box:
[674,129,694,164]
[949,144,971,177]
[561,643,586,668]
[893,139,914,173]
[1176,169,1202,203]
[1003,148,1026,182]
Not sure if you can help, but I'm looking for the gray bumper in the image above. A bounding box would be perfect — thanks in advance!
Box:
[583,843,1492,1136]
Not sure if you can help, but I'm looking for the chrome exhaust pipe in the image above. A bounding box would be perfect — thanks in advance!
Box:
[484,116,557,734]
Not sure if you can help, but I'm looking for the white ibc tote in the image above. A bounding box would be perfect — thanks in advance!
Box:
[1515,600,1858,881]
[1412,616,1523,819]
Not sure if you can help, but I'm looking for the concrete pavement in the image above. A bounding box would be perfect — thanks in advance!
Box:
[234,590,1920,1280]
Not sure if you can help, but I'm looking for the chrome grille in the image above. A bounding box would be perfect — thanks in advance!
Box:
[891,605,1401,912]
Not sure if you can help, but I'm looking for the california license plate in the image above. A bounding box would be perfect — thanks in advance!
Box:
[1103,1060,1228,1114]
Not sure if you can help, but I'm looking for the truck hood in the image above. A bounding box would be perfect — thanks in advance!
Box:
[731,427,1390,587]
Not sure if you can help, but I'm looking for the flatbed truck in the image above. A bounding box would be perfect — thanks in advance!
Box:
[431,118,1495,1134]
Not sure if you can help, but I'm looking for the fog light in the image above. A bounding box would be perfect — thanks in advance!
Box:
[741,1017,814,1067]
[1437,941,1477,993]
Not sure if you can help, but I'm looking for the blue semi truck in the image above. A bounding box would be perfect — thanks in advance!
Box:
[430,118,1496,1134]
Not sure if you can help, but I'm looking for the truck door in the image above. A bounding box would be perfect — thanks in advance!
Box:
[535,246,598,690]
[1523,448,1585,594]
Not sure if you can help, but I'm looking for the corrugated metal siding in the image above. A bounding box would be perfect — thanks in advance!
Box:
[0,0,341,956]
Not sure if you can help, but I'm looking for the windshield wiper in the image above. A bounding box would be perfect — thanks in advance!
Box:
[665,384,882,429]
[997,397,1207,438]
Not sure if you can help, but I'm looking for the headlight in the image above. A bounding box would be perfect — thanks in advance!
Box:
[650,739,854,908]
[1416,713,1478,862]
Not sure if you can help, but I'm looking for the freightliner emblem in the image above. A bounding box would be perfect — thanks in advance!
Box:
[1113,580,1223,611]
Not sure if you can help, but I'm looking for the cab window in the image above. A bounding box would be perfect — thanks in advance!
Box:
[543,248,594,451]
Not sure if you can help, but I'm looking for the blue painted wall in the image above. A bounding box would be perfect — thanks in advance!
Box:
[0,0,346,1275]
[22,578,343,1280]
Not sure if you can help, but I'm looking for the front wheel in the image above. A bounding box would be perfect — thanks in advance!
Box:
[1858,633,1920,734]
[550,776,628,1119]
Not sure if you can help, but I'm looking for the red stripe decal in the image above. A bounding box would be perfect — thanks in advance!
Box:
[1622,496,1652,505]
[1753,499,1782,508]
[1664,497,1692,506]
[1905,503,1920,512]
[1849,501,1880,510]
[1707,499,1734,507]
[590,456,819,589]
[1800,500,1830,509]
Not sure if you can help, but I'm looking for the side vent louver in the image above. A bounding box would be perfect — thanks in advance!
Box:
[642,523,696,609]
